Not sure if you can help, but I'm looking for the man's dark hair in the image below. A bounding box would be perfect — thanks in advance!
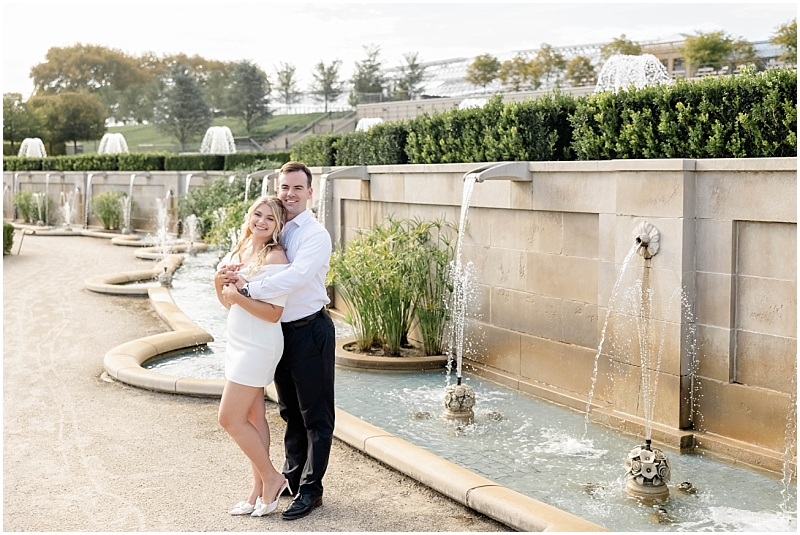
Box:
[280,161,313,188]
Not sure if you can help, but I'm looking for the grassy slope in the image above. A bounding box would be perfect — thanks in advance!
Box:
[79,112,345,154]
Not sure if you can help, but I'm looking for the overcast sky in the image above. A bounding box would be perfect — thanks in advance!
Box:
[2,2,797,98]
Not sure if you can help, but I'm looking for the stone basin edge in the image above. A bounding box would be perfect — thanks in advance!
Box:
[95,274,607,532]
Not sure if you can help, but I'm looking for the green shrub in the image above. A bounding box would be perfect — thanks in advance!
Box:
[13,191,36,223]
[571,68,798,160]
[224,152,287,170]
[91,190,127,230]
[334,122,409,166]
[4,156,43,171]
[164,154,225,171]
[205,199,250,250]
[177,162,267,239]
[118,152,167,171]
[290,134,341,167]
[267,151,292,165]
[3,222,14,254]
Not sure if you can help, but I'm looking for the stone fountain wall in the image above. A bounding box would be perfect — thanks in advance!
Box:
[2,171,224,231]
[4,160,796,470]
[315,158,796,470]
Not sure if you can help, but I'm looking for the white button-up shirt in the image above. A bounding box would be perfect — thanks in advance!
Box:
[248,209,331,322]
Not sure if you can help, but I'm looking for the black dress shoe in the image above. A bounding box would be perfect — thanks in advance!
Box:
[282,493,323,520]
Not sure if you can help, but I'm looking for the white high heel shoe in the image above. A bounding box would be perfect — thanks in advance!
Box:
[251,479,290,517]
[229,500,256,515]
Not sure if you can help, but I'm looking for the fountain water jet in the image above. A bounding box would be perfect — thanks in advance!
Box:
[33,192,47,226]
[182,214,200,256]
[155,191,173,286]
[97,133,129,154]
[594,54,671,94]
[200,126,236,154]
[17,138,46,158]
[60,189,79,230]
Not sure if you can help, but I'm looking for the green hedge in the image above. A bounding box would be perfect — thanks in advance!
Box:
[164,154,225,171]
[223,151,292,170]
[571,68,797,160]
[2,151,292,172]
[3,222,14,255]
[290,69,796,166]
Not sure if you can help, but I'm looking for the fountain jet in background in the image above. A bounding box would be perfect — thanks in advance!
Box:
[200,126,236,154]
[97,133,129,154]
[17,138,47,158]
[594,54,671,94]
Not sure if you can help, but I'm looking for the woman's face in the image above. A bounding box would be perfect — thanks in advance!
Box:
[249,202,277,239]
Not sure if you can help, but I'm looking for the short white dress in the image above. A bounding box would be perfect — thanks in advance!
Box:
[218,252,290,387]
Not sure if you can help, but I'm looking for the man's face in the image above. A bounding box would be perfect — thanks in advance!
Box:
[278,170,313,220]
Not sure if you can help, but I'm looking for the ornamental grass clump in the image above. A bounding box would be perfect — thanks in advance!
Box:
[92,190,128,230]
[329,217,455,356]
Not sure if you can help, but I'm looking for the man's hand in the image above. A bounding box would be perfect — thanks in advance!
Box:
[221,282,240,305]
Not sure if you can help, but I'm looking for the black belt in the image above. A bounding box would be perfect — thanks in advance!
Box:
[283,308,325,329]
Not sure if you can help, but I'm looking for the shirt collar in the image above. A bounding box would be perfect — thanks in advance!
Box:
[285,208,312,230]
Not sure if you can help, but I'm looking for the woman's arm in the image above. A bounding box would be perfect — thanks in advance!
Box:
[221,283,284,322]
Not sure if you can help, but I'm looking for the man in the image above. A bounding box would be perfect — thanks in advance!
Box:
[237,161,335,520]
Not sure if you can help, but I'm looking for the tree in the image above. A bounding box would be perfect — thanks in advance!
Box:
[274,62,302,108]
[30,43,148,122]
[771,18,797,64]
[116,80,161,124]
[531,44,566,87]
[498,55,536,92]
[3,93,43,151]
[680,30,734,75]
[227,61,271,134]
[155,65,212,151]
[350,45,387,105]
[394,52,428,100]
[600,34,642,60]
[38,92,107,152]
[564,56,597,87]
[729,39,759,70]
[465,54,500,92]
[309,60,343,113]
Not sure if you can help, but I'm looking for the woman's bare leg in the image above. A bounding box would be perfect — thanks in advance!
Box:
[245,394,272,503]
[219,381,284,503]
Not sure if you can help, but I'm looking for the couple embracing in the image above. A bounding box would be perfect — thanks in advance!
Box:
[213,161,334,520]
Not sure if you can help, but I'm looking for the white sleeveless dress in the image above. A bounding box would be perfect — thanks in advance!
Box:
[218,253,290,387]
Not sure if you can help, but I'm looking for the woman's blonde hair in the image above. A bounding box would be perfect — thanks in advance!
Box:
[230,195,286,277]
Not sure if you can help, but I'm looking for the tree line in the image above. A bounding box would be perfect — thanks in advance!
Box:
[4,44,429,152]
[465,22,796,92]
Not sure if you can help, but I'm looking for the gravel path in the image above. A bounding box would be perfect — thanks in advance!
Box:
[3,233,508,532]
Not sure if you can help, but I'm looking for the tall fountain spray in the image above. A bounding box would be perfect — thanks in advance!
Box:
[594,54,671,94]
[60,189,79,231]
[183,214,200,256]
[200,126,236,154]
[33,192,47,226]
[17,138,47,158]
[97,133,129,154]
[155,191,173,287]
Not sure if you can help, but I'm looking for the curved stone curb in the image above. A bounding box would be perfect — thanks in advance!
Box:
[334,409,607,532]
[13,227,83,236]
[112,236,151,246]
[335,337,448,371]
[82,229,140,240]
[84,254,184,295]
[135,242,208,260]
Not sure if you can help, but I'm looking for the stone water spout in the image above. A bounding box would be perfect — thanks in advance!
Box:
[445,162,535,423]
[317,166,370,232]
[634,220,660,259]
[625,441,671,502]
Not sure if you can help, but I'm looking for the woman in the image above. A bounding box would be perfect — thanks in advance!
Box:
[214,195,290,517]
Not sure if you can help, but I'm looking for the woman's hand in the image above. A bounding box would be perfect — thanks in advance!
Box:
[221,282,240,305]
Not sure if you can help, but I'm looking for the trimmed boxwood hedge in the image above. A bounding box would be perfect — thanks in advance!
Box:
[2,151,293,173]
[290,68,796,166]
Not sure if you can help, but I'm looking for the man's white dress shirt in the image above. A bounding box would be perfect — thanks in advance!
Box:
[248,209,331,322]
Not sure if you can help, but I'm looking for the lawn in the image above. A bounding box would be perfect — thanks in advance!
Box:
[79,112,346,154]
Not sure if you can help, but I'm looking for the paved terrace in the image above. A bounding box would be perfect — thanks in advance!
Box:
[3,233,507,532]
